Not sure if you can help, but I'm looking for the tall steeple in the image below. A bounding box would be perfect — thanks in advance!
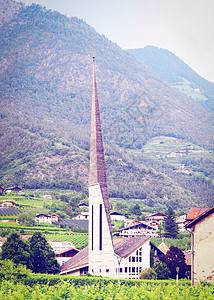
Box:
[89,55,112,235]
[88,55,115,277]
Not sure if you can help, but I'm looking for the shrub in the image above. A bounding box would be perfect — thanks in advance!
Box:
[0,260,32,283]
[139,268,157,280]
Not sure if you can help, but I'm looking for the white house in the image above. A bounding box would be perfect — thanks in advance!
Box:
[60,236,150,279]
[35,214,59,223]
[110,212,126,221]
[74,212,89,220]
[185,206,214,285]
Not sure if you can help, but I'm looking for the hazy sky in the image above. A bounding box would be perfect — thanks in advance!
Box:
[22,0,214,82]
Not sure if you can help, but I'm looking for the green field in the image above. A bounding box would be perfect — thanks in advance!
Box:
[45,233,88,249]
[0,279,213,299]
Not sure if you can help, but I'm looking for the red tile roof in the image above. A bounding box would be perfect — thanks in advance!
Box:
[185,206,214,228]
[186,208,209,221]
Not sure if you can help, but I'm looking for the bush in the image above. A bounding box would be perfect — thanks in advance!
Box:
[139,268,157,280]
[0,260,32,283]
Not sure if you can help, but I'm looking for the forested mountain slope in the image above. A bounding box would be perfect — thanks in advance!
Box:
[126,46,214,112]
[0,0,213,210]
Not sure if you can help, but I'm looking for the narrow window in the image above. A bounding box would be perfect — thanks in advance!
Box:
[99,204,102,250]
[106,269,109,273]
[92,205,94,250]
[125,267,128,273]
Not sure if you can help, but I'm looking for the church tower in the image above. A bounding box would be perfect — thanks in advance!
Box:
[88,55,115,277]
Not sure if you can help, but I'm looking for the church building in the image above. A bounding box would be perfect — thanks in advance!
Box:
[60,56,151,279]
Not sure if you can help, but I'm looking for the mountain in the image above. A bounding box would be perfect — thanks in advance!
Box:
[0,0,213,210]
[126,46,214,112]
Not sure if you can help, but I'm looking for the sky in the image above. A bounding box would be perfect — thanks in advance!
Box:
[22,0,214,82]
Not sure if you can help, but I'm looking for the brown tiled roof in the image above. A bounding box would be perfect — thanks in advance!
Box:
[60,246,89,274]
[186,207,209,221]
[116,222,154,232]
[60,236,150,274]
[185,206,214,228]
[113,236,149,258]
[56,247,79,256]
[158,242,169,255]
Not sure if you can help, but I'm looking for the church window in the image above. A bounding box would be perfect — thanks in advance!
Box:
[92,205,94,250]
[99,204,102,250]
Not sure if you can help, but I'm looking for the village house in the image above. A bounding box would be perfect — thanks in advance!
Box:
[145,212,165,225]
[0,200,17,207]
[176,214,187,231]
[74,211,89,220]
[55,248,79,266]
[185,206,214,285]
[186,207,209,222]
[114,222,158,237]
[110,212,126,221]
[49,241,75,253]
[5,186,22,193]
[35,213,59,223]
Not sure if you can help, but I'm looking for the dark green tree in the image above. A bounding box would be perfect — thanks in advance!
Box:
[0,233,31,268]
[129,204,141,216]
[153,261,171,279]
[29,232,60,274]
[163,206,179,238]
[160,245,187,279]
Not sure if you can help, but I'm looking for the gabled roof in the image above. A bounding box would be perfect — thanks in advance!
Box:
[60,236,150,274]
[110,212,125,216]
[146,212,165,218]
[114,236,149,258]
[35,214,50,218]
[158,242,169,255]
[185,206,214,228]
[56,247,79,256]
[115,221,154,232]
[186,207,209,221]
[60,246,89,274]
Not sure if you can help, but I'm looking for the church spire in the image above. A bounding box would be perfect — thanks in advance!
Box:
[89,55,112,236]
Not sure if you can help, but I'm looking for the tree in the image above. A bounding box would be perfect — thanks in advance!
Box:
[29,232,60,274]
[129,204,141,216]
[17,211,35,226]
[163,206,179,238]
[153,261,171,279]
[160,245,187,279]
[0,233,31,268]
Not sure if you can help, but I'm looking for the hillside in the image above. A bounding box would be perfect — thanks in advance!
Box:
[126,46,214,112]
[0,0,213,210]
